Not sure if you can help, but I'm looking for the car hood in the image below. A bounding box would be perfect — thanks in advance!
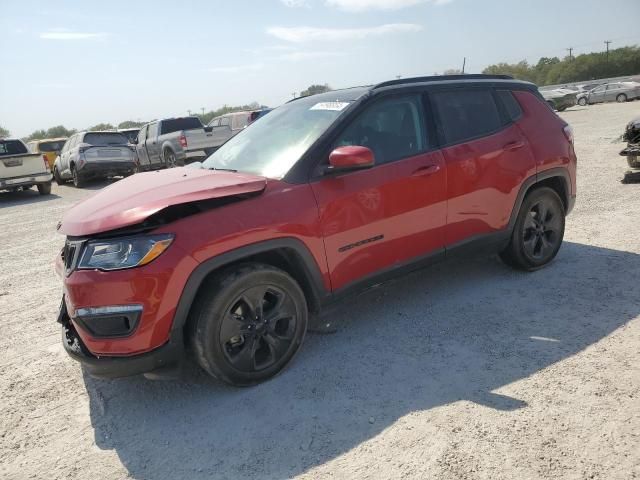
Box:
[58,167,267,236]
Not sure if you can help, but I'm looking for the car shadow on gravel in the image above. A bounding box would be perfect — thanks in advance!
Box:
[0,189,60,207]
[82,241,640,479]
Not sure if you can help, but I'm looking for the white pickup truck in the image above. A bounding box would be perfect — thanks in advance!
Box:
[0,138,52,195]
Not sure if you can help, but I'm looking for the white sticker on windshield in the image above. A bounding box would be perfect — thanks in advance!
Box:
[310,102,350,112]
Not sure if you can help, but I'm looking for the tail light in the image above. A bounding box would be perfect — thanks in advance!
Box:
[42,154,49,171]
[179,134,187,148]
[563,125,574,144]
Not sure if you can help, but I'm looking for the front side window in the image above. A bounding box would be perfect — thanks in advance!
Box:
[431,89,502,145]
[333,95,425,165]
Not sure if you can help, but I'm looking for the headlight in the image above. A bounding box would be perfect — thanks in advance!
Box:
[78,234,174,271]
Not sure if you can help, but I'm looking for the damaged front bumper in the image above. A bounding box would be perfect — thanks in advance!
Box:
[59,300,183,378]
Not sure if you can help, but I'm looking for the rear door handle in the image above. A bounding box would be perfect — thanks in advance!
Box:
[504,140,525,151]
[412,164,441,177]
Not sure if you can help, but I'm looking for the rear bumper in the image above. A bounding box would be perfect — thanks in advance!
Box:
[61,313,183,378]
[78,161,136,178]
[0,172,52,189]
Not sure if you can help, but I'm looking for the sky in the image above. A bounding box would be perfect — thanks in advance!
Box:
[1,0,639,137]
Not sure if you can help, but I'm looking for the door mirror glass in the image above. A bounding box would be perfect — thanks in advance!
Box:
[327,146,374,172]
[204,126,213,133]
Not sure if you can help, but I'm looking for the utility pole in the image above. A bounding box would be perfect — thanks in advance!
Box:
[566,47,573,61]
[187,109,192,116]
[604,40,612,63]
[461,57,466,74]
[201,107,205,116]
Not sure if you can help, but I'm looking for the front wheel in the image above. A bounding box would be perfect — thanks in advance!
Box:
[617,94,628,103]
[578,97,588,106]
[53,167,64,185]
[189,263,308,386]
[500,187,565,271]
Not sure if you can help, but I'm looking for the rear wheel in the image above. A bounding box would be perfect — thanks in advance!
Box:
[617,94,628,103]
[53,166,64,185]
[189,263,308,386]
[500,187,565,271]
[163,149,178,168]
[71,166,84,188]
[37,182,52,195]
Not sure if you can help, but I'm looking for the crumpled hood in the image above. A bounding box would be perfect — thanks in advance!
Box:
[58,167,267,236]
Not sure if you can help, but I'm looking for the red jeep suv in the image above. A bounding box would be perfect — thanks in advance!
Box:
[55,75,577,386]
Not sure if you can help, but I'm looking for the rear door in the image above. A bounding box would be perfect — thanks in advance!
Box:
[429,87,536,247]
[604,83,620,102]
[145,122,160,165]
[136,125,150,168]
[311,93,447,291]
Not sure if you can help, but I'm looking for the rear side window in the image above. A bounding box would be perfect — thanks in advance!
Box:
[0,140,28,156]
[220,116,231,127]
[496,90,523,122]
[431,89,502,145]
[160,117,203,134]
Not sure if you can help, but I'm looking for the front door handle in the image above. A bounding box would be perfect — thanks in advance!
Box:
[412,164,441,177]
[504,140,525,151]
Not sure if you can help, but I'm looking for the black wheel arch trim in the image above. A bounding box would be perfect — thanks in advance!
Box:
[169,237,329,340]
[508,167,573,232]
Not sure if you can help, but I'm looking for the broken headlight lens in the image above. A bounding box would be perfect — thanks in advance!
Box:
[78,234,174,271]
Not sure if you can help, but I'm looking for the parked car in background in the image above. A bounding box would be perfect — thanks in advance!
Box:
[54,131,136,187]
[118,128,140,144]
[27,137,68,170]
[541,89,577,111]
[1,138,52,195]
[134,117,219,170]
[620,116,640,170]
[577,82,640,106]
[55,74,576,385]
[205,111,255,151]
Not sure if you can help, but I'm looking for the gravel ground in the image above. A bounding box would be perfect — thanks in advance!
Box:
[1,101,639,480]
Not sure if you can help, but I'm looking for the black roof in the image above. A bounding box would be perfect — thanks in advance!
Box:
[373,74,516,89]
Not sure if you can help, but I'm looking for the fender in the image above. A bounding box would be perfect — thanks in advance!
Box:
[169,237,329,339]
[507,167,572,232]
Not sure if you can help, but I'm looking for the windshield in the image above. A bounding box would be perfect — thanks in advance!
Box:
[202,97,355,178]
[38,140,66,152]
[83,132,129,146]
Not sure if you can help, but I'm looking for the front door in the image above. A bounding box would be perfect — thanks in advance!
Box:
[136,125,150,169]
[311,94,447,291]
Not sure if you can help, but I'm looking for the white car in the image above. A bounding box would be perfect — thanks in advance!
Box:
[0,138,52,195]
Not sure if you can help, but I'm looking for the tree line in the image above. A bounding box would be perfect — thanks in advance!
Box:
[482,45,640,86]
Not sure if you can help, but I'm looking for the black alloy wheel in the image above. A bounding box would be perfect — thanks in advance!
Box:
[522,197,563,261]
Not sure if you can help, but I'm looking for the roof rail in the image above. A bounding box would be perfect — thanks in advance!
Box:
[374,74,514,89]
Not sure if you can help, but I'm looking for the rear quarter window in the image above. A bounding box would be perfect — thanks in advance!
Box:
[496,90,523,122]
[431,89,503,145]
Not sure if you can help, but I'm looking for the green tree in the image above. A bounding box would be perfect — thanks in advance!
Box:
[117,120,146,129]
[87,123,115,131]
[45,125,76,138]
[300,84,331,97]
[483,45,640,86]
[0,125,10,138]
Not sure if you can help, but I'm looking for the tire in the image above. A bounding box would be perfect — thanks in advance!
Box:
[53,167,64,185]
[71,166,84,188]
[616,94,627,103]
[557,106,567,112]
[628,155,640,169]
[163,149,178,168]
[189,263,308,386]
[500,187,565,271]
[37,182,52,195]
[578,97,588,106]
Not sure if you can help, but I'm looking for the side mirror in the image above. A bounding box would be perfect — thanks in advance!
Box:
[131,137,138,144]
[326,146,374,174]
[204,126,213,133]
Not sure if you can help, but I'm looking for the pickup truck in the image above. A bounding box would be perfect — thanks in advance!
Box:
[0,138,52,195]
[134,117,219,170]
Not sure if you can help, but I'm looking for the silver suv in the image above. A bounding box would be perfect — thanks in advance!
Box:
[53,131,136,187]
